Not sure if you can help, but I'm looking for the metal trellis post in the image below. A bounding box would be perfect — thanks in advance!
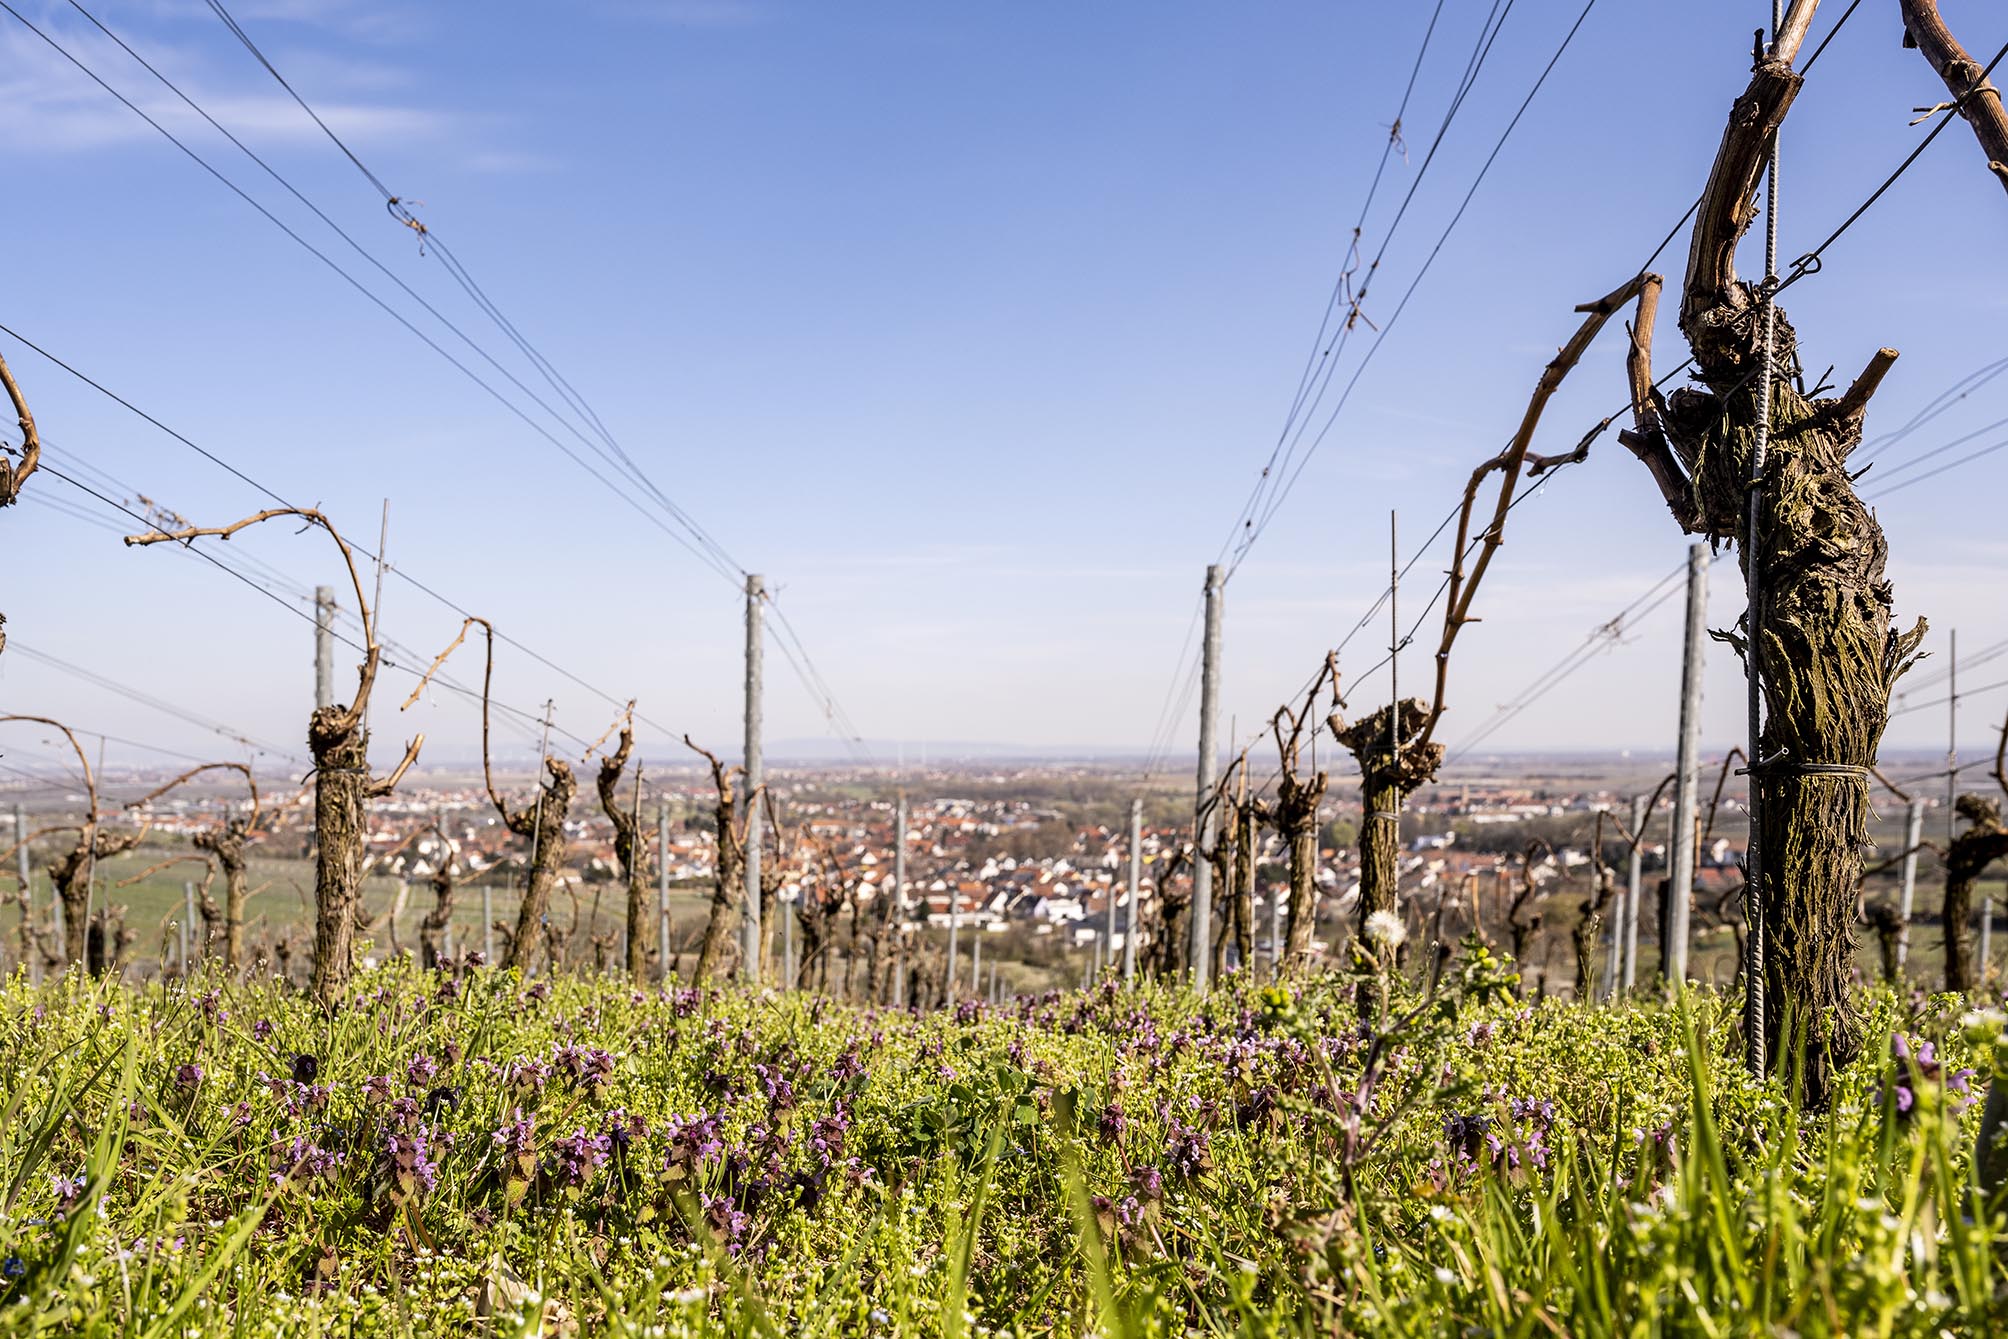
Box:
[1190,565,1223,988]
[743,574,765,984]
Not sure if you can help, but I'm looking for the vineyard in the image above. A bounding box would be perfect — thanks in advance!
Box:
[5,0,2008,1334]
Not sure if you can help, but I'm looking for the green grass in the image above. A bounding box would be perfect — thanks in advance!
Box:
[0,949,2003,1335]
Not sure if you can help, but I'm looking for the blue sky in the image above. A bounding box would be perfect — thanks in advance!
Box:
[1,0,2005,781]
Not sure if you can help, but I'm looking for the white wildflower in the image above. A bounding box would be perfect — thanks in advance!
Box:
[1365,909,1407,948]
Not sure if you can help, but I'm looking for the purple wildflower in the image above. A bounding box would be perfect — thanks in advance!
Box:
[1444,1112,1492,1162]
[506,1057,553,1094]
[383,1126,438,1199]
[1163,1120,1211,1179]
[702,1194,749,1252]
[546,1128,612,1190]
[755,1064,796,1116]
[667,1112,727,1173]
[807,1103,852,1167]
[829,1041,865,1084]
[271,1136,343,1183]
[51,1174,86,1210]
[553,1044,615,1093]
[493,1108,537,1157]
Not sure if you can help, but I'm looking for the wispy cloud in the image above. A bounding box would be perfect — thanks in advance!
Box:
[0,18,449,155]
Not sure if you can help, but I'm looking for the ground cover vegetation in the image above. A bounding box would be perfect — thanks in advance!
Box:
[2,947,2005,1336]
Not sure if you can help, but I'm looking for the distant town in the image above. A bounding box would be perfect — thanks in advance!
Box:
[3,753,1829,993]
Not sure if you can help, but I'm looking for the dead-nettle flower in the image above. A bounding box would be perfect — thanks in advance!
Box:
[553,1044,616,1093]
[1444,1112,1492,1163]
[605,1108,648,1160]
[1887,1033,1977,1118]
[271,1135,343,1183]
[1364,910,1407,949]
[702,1193,750,1251]
[547,1128,612,1189]
[493,1108,537,1156]
[384,1126,439,1198]
[1163,1121,1211,1179]
[506,1057,553,1094]
[828,1041,866,1084]
[807,1103,851,1167]
[668,1112,727,1168]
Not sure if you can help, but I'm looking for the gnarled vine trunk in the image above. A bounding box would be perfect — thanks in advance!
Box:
[1506,843,1551,985]
[1273,778,1326,971]
[419,864,455,969]
[1619,37,1924,1100]
[86,908,132,977]
[1284,821,1316,964]
[1862,901,1903,985]
[192,823,251,969]
[1943,795,2008,993]
[696,851,743,982]
[125,508,422,1006]
[681,736,750,984]
[309,714,370,1000]
[501,758,577,974]
[795,883,834,993]
[48,826,144,969]
[1231,797,1257,973]
[1336,699,1442,951]
[595,727,652,984]
[1150,847,1191,979]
